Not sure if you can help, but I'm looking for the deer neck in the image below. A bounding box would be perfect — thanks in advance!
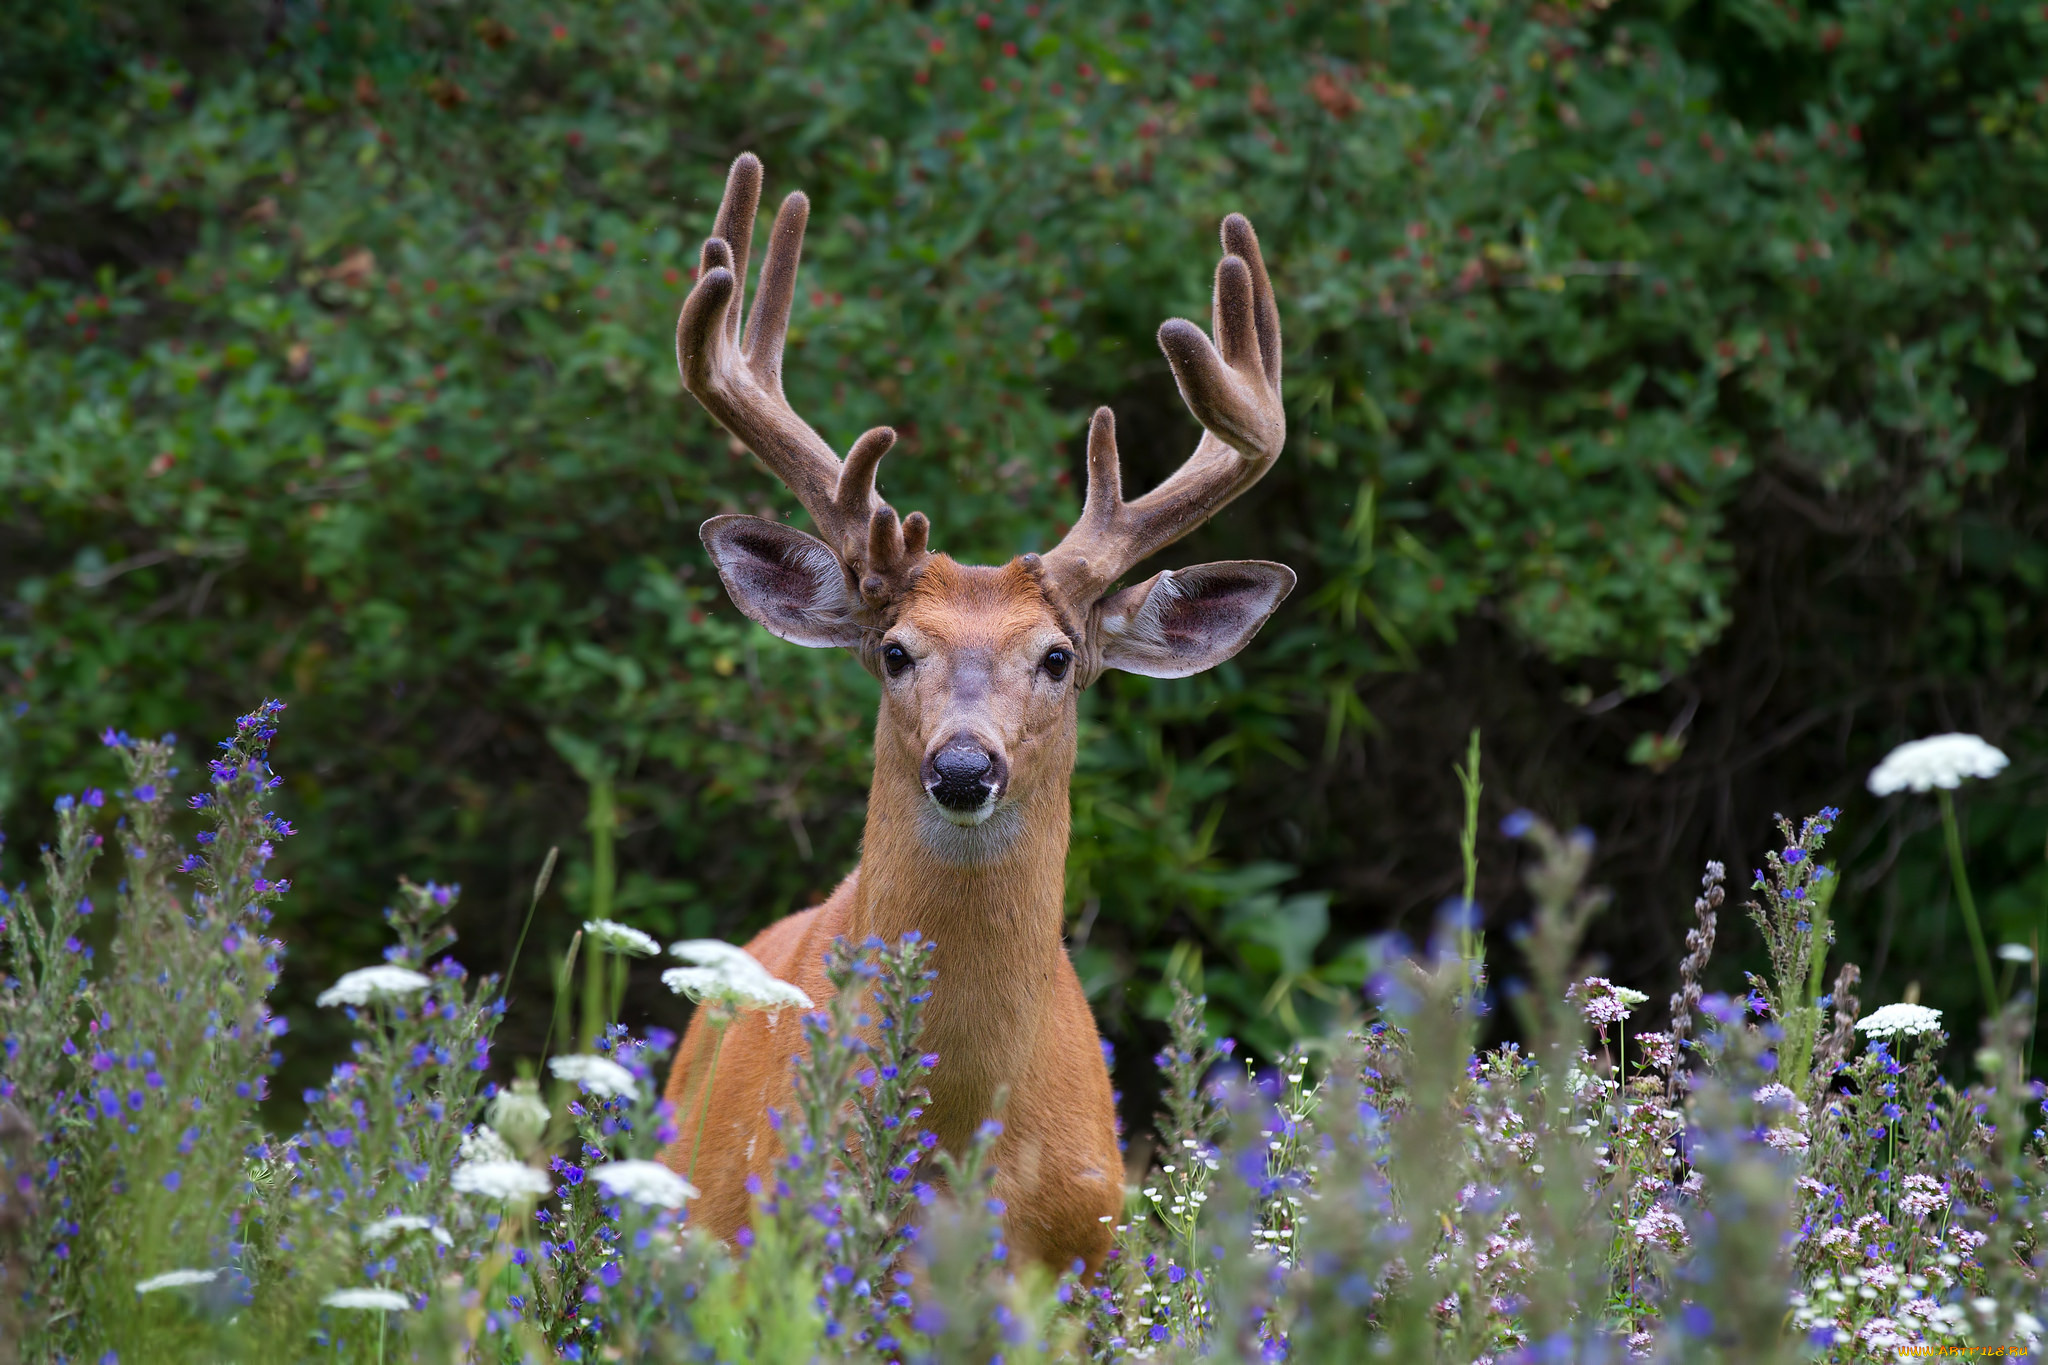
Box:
[849,722,1076,1146]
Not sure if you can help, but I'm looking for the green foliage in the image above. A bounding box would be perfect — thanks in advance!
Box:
[3,0,2045,1066]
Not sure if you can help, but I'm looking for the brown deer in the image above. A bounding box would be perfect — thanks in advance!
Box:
[659,153,1291,1275]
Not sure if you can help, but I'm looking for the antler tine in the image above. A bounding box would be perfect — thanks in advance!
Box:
[1042,214,1286,608]
[676,154,930,619]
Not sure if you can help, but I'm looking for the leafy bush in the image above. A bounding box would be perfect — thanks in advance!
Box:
[5,0,2044,1071]
[4,702,2044,1361]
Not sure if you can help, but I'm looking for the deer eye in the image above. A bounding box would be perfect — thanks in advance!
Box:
[881,642,912,677]
[1042,647,1072,681]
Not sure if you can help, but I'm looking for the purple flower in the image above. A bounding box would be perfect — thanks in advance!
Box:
[1783,847,1805,864]
[132,784,156,804]
[162,1170,182,1192]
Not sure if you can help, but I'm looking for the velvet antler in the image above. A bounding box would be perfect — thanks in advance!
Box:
[675,153,929,615]
[1041,214,1286,610]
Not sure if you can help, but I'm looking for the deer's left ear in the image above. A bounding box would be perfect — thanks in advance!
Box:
[1096,561,1296,679]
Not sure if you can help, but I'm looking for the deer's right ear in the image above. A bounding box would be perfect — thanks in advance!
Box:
[700,515,864,649]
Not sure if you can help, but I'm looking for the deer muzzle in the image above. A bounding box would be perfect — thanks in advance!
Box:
[922,736,1008,824]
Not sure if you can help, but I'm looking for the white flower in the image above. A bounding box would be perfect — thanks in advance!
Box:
[1855,1003,1945,1039]
[360,1214,428,1242]
[668,938,759,969]
[663,940,813,1013]
[316,965,432,1008]
[458,1124,515,1166]
[590,1160,699,1209]
[583,919,660,957]
[450,1160,552,1201]
[322,1287,411,1311]
[135,1268,220,1294]
[1867,733,2009,796]
[548,1053,638,1099]
[1998,943,2035,964]
[487,1080,550,1155]
[360,1215,451,1248]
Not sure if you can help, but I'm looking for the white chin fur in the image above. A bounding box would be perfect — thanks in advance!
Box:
[915,794,1020,865]
[931,793,996,827]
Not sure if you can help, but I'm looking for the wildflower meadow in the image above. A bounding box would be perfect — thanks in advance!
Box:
[1,701,2041,1362]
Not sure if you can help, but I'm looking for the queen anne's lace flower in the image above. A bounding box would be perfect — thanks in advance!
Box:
[487,1081,550,1154]
[451,1160,552,1201]
[1855,1003,1944,1039]
[583,919,660,956]
[590,1159,699,1209]
[664,940,814,1013]
[548,1053,638,1099]
[316,965,432,1008]
[360,1215,452,1248]
[1867,733,2009,795]
[322,1287,411,1311]
[135,1268,220,1293]
[458,1124,515,1166]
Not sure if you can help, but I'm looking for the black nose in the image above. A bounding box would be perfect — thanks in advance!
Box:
[923,740,1003,811]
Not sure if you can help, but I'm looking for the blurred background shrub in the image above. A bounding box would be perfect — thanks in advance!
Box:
[2,0,2043,1111]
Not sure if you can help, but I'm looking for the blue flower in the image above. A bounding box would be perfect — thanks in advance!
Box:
[1500,810,1536,838]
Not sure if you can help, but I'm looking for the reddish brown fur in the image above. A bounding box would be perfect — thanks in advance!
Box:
[663,152,1289,1274]
[661,558,1124,1271]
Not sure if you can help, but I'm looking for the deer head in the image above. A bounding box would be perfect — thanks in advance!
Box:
[678,154,1292,848]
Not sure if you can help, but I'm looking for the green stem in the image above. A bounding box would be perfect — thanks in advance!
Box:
[1940,789,2001,1015]
[504,845,559,988]
[688,1020,728,1182]
[540,931,581,1072]
[1454,727,1484,968]
[580,774,616,1049]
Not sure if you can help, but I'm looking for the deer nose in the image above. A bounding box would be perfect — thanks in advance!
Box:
[923,737,1006,812]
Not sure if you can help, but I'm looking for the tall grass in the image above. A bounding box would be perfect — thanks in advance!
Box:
[1,702,2042,1362]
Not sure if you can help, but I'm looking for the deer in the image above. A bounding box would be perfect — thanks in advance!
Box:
[658,152,1291,1276]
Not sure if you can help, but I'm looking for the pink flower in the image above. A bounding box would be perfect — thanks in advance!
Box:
[1568,977,1647,1026]
[1899,1173,1948,1219]
[1631,1206,1689,1253]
